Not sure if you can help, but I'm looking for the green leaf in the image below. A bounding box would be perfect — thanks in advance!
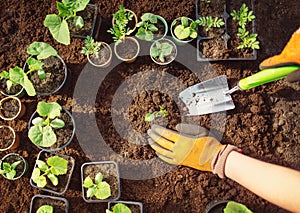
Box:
[37,205,53,213]
[144,31,153,41]
[47,173,58,186]
[9,66,36,96]
[87,186,96,198]
[44,14,70,45]
[145,113,155,122]
[38,70,46,79]
[83,176,94,188]
[148,24,158,32]
[0,71,9,79]
[181,17,189,27]
[0,169,5,175]
[95,181,111,200]
[224,201,253,213]
[74,16,84,28]
[32,168,47,188]
[190,29,198,38]
[6,80,13,91]
[27,42,58,60]
[47,156,68,175]
[174,25,190,40]
[161,43,173,56]
[95,172,103,185]
[57,2,73,17]
[50,118,65,128]
[27,58,44,72]
[36,102,62,119]
[28,125,57,147]
[3,162,10,170]
[112,203,132,213]
[64,0,90,12]
[11,160,22,170]
[32,117,45,125]
[150,46,159,58]
[6,170,16,180]
[36,160,49,172]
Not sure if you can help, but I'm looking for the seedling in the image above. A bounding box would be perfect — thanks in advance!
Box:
[81,36,101,56]
[230,3,255,28]
[150,40,174,63]
[107,5,134,42]
[31,155,68,188]
[0,42,58,96]
[196,16,224,31]
[37,205,53,213]
[136,13,158,41]
[172,17,197,40]
[0,160,22,180]
[224,201,253,213]
[145,106,168,122]
[28,102,65,148]
[83,172,111,200]
[106,203,132,213]
[44,0,90,45]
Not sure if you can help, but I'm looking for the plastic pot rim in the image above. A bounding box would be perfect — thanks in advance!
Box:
[0,96,23,121]
[0,125,17,151]
[0,153,28,180]
[29,194,69,213]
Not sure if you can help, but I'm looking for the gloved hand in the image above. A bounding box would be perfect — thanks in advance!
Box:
[259,27,300,83]
[147,124,240,178]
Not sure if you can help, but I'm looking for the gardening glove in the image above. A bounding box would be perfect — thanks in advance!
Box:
[259,27,300,83]
[147,124,240,178]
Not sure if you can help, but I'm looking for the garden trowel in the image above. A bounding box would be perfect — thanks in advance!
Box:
[179,66,300,115]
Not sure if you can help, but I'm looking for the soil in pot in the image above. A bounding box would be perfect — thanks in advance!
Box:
[151,40,177,64]
[0,98,19,119]
[1,154,26,178]
[31,196,67,213]
[109,202,142,213]
[153,17,167,40]
[89,44,111,66]
[116,39,139,60]
[199,37,230,59]
[28,56,65,95]
[171,18,195,42]
[0,126,15,150]
[82,163,119,201]
[31,151,75,194]
[0,79,23,96]
[197,0,226,17]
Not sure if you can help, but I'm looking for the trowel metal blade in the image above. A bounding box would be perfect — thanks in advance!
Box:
[179,75,235,115]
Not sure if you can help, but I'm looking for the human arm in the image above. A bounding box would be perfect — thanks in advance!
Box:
[225,151,300,213]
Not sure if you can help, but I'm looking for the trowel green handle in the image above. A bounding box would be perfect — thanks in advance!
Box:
[238,66,300,90]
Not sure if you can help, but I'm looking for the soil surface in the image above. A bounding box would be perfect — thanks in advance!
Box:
[115,38,139,60]
[0,0,299,213]
[31,195,67,213]
[0,98,19,119]
[0,126,14,150]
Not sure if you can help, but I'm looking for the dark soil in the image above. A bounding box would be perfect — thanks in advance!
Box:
[0,0,299,212]
[31,195,67,213]
[0,126,14,150]
[27,56,66,95]
[1,154,26,178]
[82,163,119,201]
[153,17,166,40]
[0,79,23,96]
[89,44,111,65]
[30,151,75,194]
[0,98,19,119]
[115,38,138,60]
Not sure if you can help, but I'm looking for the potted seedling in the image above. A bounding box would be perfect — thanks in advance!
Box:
[0,96,26,121]
[136,13,168,41]
[81,161,120,203]
[0,125,19,151]
[30,194,69,213]
[30,150,75,195]
[107,201,143,213]
[150,38,177,65]
[196,16,225,36]
[144,105,168,122]
[108,5,140,63]
[44,0,98,45]
[206,200,252,213]
[82,36,112,68]
[0,153,28,180]
[0,71,24,97]
[171,17,198,44]
[28,101,75,151]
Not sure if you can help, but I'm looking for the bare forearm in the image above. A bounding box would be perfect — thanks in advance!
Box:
[225,151,300,213]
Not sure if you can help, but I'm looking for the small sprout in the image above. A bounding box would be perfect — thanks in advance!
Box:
[0,160,22,180]
[172,17,198,40]
[136,13,158,41]
[28,102,65,148]
[196,16,224,32]
[106,203,132,213]
[150,40,174,63]
[81,36,101,56]
[83,172,111,200]
[145,106,168,122]
[31,156,68,188]
[224,201,253,213]
[37,205,53,213]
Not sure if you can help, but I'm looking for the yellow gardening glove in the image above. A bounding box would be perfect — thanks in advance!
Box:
[260,27,300,83]
[147,124,240,178]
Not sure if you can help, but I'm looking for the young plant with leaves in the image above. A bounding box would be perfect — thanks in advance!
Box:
[145,105,168,122]
[136,13,158,41]
[0,42,58,96]
[37,205,53,213]
[224,201,253,213]
[236,27,259,49]
[44,0,90,45]
[107,5,134,42]
[150,40,174,63]
[196,16,224,32]
[31,155,68,188]
[83,172,111,200]
[81,36,101,56]
[106,203,132,213]
[172,17,197,40]
[28,102,65,148]
[230,3,255,28]
[0,160,22,180]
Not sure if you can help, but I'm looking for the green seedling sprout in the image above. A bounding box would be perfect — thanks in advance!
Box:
[172,17,198,40]
[136,13,158,41]
[0,42,58,96]
[150,40,174,63]
[107,5,134,43]
[81,36,101,56]
[224,201,253,213]
[44,0,90,45]
[145,105,168,122]
[0,160,22,180]
[230,3,259,50]
[196,16,224,32]
[28,102,65,148]
[37,205,53,213]
[32,156,68,188]
[83,172,111,200]
[106,203,132,213]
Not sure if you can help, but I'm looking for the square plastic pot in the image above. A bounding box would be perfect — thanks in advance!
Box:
[30,150,75,195]
[81,161,120,203]
[108,201,143,213]
[30,194,69,213]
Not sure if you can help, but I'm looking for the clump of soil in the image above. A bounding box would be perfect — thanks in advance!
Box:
[31,196,67,213]
[0,98,19,119]
[0,126,14,150]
